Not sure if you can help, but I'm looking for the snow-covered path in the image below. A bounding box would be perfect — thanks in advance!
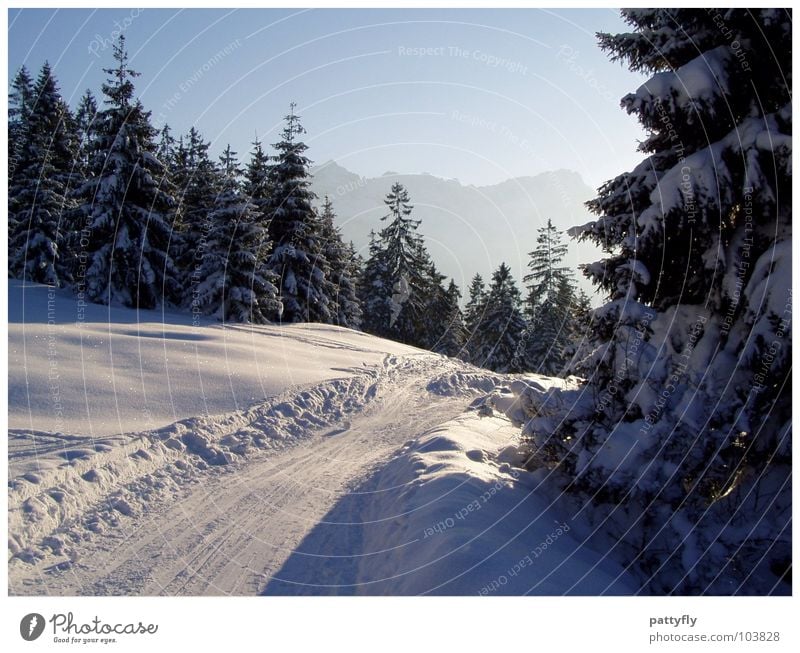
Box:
[9,281,635,596]
[9,354,484,596]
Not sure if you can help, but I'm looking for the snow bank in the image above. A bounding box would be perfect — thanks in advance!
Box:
[266,406,636,595]
[8,366,387,566]
[8,279,420,436]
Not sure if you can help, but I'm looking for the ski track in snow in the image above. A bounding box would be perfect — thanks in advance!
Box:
[9,353,501,596]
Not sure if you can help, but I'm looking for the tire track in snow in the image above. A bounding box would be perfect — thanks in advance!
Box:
[10,354,500,595]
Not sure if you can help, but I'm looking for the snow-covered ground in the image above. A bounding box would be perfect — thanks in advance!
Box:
[8,280,636,595]
[8,279,418,437]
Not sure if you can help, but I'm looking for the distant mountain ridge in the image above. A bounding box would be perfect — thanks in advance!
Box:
[310,161,602,297]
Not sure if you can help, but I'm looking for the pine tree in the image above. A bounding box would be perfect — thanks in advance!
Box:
[74,89,98,173]
[74,36,179,309]
[523,9,791,594]
[434,279,468,358]
[522,219,573,318]
[191,145,281,323]
[515,219,577,374]
[244,136,272,226]
[8,63,78,285]
[358,230,392,336]
[9,66,34,192]
[463,273,487,361]
[266,104,332,323]
[172,126,224,306]
[470,263,526,372]
[318,196,362,329]
[419,261,449,349]
[564,289,593,370]
[359,183,433,346]
[156,123,176,168]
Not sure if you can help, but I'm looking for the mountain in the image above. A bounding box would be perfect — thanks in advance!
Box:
[310,162,602,297]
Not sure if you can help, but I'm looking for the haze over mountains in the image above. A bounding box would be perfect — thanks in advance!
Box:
[310,162,603,298]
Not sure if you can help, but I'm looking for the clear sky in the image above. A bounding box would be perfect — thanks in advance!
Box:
[8,8,647,190]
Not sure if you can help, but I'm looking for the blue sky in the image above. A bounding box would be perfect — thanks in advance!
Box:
[8,8,647,189]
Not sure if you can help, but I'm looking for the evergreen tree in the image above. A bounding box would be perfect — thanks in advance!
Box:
[171,126,223,306]
[522,9,791,594]
[74,89,98,173]
[192,145,281,323]
[463,273,488,361]
[470,263,526,372]
[156,123,176,168]
[359,182,432,345]
[8,63,78,285]
[266,103,332,323]
[434,279,468,358]
[358,230,392,335]
[564,289,593,369]
[419,261,449,349]
[244,136,272,226]
[9,66,34,191]
[318,196,362,328]
[74,36,179,309]
[515,219,577,374]
[522,219,573,319]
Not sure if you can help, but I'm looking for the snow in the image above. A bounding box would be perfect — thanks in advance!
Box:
[8,279,418,437]
[9,279,635,595]
[263,410,636,595]
[632,45,731,107]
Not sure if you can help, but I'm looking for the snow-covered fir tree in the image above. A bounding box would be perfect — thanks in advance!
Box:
[74,36,179,309]
[266,104,332,323]
[9,66,34,193]
[191,145,281,323]
[520,9,791,594]
[156,123,177,168]
[244,136,272,226]
[171,126,224,306]
[419,261,450,350]
[469,263,526,372]
[358,230,392,335]
[434,279,468,358]
[563,288,594,369]
[514,219,577,375]
[8,63,78,285]
[359,183,433,346]
[74,89,98,173]
[463,273,487,361]
[318,196,362,329]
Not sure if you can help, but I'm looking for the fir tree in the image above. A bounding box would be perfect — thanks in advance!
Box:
[318,196,362,329]
[463,273,488,361]
[74,89,98,173]
[266,103,332,323]
[171,126,224,306]
[9,66,34,191]
[156,123,176,168]
[8,63,78,285]
[522,219,573,318]
[192,146,281,323]
[359,182,432,346]
[358,230,392,335]
[419,261,449,349]
[515,219,577,374]
[523,9,791,594]
[244,136,272,227]
[434,279,468,358]
[74,36,179,309]
[470,263,526,372]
